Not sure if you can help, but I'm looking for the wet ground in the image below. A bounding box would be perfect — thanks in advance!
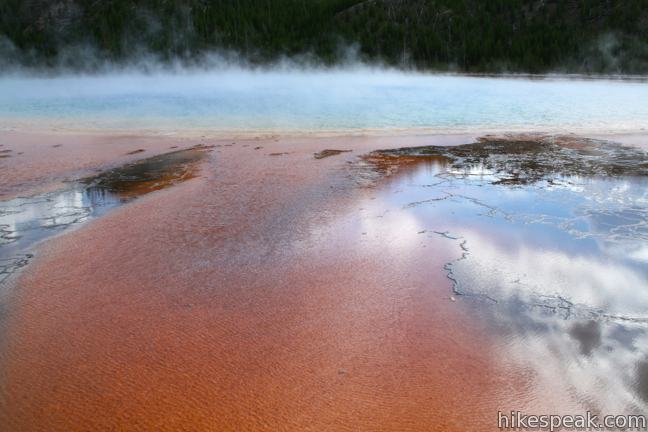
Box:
[1,132,647,430]
[0,147,207,284]
[357,135,648,412]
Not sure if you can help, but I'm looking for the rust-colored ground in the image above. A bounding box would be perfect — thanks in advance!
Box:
[1,131,539,431]
[0,131,210,199]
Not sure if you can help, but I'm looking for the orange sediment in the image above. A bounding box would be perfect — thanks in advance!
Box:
[1,131,534,431]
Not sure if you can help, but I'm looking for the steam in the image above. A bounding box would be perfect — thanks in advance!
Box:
[0,38,382,79]
[1,65,647,136]
[0,0,377,77]
[1,6,647,136]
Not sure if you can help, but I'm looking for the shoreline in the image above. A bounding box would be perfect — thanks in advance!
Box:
[0,129,479,200]
[3,66,648,82]
[3,122,648,140]
[2,128,646,200]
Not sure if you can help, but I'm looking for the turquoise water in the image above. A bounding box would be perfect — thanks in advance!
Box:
[1,70,648,132]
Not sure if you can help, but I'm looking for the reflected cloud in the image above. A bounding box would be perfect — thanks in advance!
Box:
[636,359,648,403]
[569,320,601,356]
[0,148,206,283]
[354,136,648,411]
[448,230,648,319]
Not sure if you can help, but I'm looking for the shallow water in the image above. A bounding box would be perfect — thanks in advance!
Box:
[1,137,512,431]
[358,137,648,412]
[0,148,205,284]
[2,133,648,429]
[2,71,648,133]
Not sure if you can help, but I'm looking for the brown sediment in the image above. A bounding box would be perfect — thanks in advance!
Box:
[313,149,353,159]
[359,153,450,178]
[0,148,210,298]
[0,131,540,431]
[0,132,236,200]
[373,134,648,184]
[83,147,209,199]
[125,148,146,155]
[189,143,217,151]
[477,132,615,149]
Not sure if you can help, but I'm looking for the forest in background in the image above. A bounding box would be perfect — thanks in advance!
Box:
[1,0,648,73]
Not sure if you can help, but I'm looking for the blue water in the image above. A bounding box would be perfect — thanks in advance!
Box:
[1,70,648,132]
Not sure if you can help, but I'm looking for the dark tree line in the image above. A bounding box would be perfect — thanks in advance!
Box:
[1,0,647,73]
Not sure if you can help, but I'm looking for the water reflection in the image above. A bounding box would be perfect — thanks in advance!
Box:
[358,136,648,411]
[637,360,648,403]
[0,148,206,283]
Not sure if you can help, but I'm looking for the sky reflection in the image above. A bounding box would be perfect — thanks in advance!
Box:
[359,138,648,412]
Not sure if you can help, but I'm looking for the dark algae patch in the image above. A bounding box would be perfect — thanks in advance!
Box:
[125,148,146,155]
[83,147,206,199]
[0,147,209,284]
[374,135,648,184]
[314,149,352,159]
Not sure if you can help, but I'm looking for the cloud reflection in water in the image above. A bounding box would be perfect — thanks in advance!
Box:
[359,138,648,412]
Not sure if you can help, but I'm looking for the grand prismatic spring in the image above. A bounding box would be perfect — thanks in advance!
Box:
[0,72,647,431]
